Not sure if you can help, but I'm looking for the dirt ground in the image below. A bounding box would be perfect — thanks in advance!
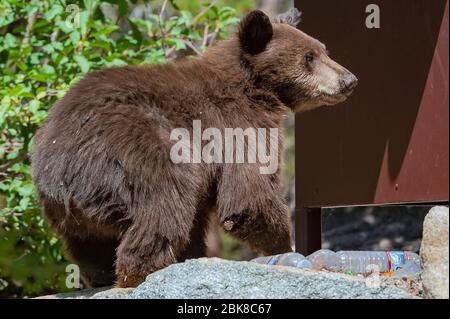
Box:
[322,205,430,252]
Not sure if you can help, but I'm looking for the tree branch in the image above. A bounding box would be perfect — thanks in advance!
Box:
[192,0,217,26]
[182,39,203,56]
[22,11,37,46]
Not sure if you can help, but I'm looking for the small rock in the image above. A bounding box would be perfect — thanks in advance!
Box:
[420,206,449,299]
[382,277,423,297]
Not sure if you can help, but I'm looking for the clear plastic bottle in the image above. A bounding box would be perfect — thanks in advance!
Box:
[306,249,336,270]
[306,249,420,274]
[392,259,421,278]
[251,252,313,269]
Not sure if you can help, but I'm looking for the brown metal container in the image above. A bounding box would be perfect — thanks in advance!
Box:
[294,0,449,254]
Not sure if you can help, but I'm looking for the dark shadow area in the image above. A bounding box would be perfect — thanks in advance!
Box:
[322,206,432,252]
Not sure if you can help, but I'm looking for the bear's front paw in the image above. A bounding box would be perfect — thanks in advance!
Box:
[115,263,147,288]
[115,272,146,288]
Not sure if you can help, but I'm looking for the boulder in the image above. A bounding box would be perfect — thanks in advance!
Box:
[131,258,413,299]
[36,258,417,299]
[420,206,449,299]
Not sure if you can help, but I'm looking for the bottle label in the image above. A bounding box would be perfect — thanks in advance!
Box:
[386,251,406,271]
[267,254,282,265]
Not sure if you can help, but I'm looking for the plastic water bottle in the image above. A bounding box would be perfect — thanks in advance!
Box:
[252,252,313,269]
[392,259,421,278]
[306,249,336,270]
[306,250,420,274]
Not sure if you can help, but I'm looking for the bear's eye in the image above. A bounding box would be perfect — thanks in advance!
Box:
[305,51,315,63]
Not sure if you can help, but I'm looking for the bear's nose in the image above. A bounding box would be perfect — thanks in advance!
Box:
[340,73,358,92]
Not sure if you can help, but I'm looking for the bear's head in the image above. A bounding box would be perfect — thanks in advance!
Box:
[239,9,357,112]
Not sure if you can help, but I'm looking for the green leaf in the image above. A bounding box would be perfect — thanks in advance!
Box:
[52,41,64,51]
[28,100,40,113]
[69,31,81,46]
[107,58,127,67]
[179,11,193,26]
[25,4,39,16]
[18,183,34,197]
[44,4,63,21]
[16,62,28,72]
[0,5,14,28]
[127,18,143,47]
[41,65,55,75]
[166,38,186,50]
[3,34,17,48]
[90,40,110,51]
[92,25,119,36]
[79,10,89,38]
[74,55,90,73]
[19,197,30,211]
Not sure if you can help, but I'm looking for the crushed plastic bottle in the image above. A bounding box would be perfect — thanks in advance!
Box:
[251,252,313,269]
[306,249,420,275]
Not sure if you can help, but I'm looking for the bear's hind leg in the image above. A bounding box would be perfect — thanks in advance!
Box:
[115,209,196,288]
[115,227,187,288]
[41,199,119,287]
[114,164,204,287]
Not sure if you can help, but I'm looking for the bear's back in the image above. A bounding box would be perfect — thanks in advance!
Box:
[30,62,222,212]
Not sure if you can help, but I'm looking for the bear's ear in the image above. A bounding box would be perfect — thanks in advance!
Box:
[274,8,302,28]
[239,10,273,55]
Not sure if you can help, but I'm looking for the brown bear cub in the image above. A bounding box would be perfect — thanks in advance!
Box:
[31,9,357,288]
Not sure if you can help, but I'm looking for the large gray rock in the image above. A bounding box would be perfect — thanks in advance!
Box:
[130,258,413,299]
[420,206,449,299]
[36,258,418,299]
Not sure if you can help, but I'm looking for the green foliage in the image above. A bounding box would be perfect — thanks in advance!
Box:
[175,0,254,14]
[0,0,240,297]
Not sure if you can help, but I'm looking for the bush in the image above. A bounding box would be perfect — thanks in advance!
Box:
[0,0,242,297]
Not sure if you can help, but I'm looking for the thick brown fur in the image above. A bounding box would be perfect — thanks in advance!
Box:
[31,9,356,288]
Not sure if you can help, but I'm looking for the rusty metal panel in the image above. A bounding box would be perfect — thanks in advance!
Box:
[294,0,449,207]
